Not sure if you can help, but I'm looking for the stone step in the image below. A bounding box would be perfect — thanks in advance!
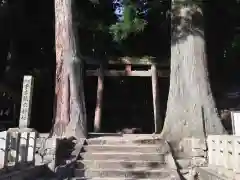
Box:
[86,136,166,146]
[87,133,122,138]
[82,144,165,153]
[71,177,178,180]
[76,160,166,169]
[83,145,205,159]
[80,152,165,162]
[74,168,177,179]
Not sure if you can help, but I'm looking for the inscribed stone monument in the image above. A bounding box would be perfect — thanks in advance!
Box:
[19,76,34,128]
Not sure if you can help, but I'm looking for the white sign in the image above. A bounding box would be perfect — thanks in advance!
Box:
[231,111,240,135]
[19,76,34,128]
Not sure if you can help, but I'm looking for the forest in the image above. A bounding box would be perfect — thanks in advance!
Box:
[0,0,240,143]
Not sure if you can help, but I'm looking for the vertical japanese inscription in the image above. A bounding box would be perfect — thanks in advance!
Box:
[19,76,34,128]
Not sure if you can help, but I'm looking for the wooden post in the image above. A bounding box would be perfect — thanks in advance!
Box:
[151,64,162,133]
[19,76,34,128]
[94,65,104,132]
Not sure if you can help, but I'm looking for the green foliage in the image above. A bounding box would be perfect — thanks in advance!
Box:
[233,34,240,45]
[75,0,116,32]
[231,34,240,53]
[109,0,147,42]
[223,33,240,62]
[109,19,147,42]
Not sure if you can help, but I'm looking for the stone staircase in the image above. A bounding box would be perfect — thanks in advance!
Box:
[71,134,181,180]
[0,133,207,179]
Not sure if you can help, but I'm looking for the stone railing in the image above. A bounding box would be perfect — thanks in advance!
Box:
[207,135,240,173]
[0,128,37,171]
[194,135,240,180]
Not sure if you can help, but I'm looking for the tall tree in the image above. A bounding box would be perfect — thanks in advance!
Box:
[53,0,87,139]
[160,0,226,146]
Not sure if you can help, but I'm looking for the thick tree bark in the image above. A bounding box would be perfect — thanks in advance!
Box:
[161,2,226,145]
[53,0,87,139]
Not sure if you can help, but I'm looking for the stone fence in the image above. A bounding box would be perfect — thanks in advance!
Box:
[0,128,37,171]
[208,135,240,173]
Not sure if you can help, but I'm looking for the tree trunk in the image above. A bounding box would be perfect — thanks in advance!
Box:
[53,0,87,139]
[161,2,226,145]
